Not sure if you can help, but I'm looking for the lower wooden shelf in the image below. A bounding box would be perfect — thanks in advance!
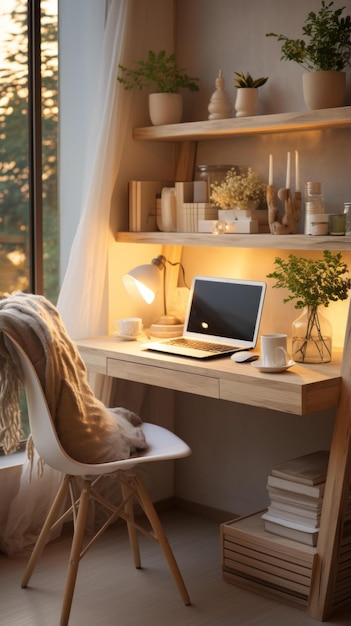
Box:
[221,511,351,613]
[221,511,316,609]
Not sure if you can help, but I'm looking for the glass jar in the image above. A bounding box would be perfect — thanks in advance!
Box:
[344,202,351,235]
[304,182,325,235]
[195,165,246,201]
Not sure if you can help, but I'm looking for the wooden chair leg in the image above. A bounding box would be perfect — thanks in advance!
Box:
[60,479,91,626]
[133,473,191,606]
[21,474,69,588]
[120,480,141,568]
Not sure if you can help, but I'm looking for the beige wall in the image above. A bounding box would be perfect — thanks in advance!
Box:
[60,0,351,515]
[169,0,351,515]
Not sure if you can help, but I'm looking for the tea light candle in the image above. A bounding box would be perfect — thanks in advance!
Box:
[286,152,291,189]
[295,150,300,192]
[268,154,273,186]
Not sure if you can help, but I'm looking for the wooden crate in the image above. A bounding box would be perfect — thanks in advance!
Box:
[221,511,317,609]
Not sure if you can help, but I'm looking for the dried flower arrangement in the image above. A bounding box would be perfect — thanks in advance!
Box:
[210,167,266,210]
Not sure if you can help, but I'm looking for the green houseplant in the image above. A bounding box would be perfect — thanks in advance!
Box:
[117,50,199,125]
[266,1,351,109]
[267,251,351,363]
[233,72,268,117]
[234,71,268,88]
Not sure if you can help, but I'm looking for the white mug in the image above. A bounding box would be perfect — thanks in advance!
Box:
[261,334,289,367]
[114,317,143,337]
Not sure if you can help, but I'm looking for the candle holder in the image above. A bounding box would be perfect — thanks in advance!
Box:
[266,185,302,234]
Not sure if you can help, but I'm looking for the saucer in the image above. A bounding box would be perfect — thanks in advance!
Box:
[114,332,141,341]
[251,359,296,373]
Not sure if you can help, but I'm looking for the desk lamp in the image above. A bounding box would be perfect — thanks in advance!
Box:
[123,254,187,337]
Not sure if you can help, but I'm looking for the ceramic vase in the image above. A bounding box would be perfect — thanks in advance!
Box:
[148,93,183,126]
[234,88,258,117]
[302,71,346,110]
[292,306,332,363]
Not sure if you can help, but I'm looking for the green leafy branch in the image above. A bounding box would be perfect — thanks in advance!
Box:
[267,251,351,309]
[266,1,351,71]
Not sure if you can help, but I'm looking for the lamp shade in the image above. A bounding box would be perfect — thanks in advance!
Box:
[123,263,162,304]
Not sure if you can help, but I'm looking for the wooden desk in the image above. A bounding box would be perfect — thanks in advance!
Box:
[76,336,342,416]
[77,335,351,619]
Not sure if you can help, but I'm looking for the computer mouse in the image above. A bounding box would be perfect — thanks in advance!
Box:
[231,351,260,363]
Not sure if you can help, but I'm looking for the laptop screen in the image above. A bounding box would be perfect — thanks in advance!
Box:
[184,276,266,348]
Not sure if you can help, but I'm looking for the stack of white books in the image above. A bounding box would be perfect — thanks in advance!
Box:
[262,450,329,546]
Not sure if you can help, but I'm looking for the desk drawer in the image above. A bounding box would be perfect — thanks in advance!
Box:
[107,358,219,398]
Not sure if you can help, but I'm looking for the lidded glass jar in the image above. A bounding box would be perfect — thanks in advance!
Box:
[195,165,246,202]
[304,181,325,234]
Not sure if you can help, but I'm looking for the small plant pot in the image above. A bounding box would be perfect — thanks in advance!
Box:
[148,93,183,126]
[234,88,259,118]
[302,71,346,110]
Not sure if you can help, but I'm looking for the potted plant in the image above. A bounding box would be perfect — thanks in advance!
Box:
[233,71,268,117]
[210,167,266,219]
[267,251,351,363]
[266,1,351,110]
[117,49,199,125]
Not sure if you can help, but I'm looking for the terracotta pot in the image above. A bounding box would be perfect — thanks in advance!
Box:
[302,71,346,110]
[148,93,183,125]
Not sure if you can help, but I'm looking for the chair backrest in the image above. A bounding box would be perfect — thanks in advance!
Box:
[7,335,97,475]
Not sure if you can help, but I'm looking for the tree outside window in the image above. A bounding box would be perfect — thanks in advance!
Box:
[0,0,58,302]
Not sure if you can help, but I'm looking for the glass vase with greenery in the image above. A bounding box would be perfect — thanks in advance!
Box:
[267,251,351,363]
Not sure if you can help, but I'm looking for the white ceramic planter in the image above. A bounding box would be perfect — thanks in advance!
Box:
[148,93,183,125]
[234,88,258,117]
[302,71,346,110]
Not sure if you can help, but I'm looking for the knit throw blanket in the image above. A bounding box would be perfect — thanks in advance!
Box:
[0,292,147,463]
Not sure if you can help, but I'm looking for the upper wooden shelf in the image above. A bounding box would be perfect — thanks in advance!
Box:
[117,231,351,250]
[133,107,351,142]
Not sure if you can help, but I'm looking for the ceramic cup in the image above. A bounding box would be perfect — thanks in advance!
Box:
[261,334,289,368]
[115,317,143,337]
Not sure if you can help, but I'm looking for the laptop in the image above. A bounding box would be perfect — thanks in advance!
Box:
[142,275,266,359]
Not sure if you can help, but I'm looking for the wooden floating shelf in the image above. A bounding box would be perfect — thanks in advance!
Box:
[133,107,351,142]
[117,231,351,251]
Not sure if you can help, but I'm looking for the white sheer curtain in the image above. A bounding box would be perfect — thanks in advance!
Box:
[57,0,132,338]
[2,0,139,556]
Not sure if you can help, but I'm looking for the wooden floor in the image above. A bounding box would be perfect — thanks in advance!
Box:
[0,508,350,626]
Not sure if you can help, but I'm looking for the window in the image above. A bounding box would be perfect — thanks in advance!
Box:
[0,0,58,302]
[0,0,58,446]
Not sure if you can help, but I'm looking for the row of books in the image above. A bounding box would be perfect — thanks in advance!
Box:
[128,180,271,233]
[262,450,329,546]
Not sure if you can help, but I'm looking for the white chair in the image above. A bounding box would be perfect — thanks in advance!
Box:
[7,336,191,626]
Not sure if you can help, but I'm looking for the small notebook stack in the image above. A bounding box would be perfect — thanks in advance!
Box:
[262,450,329,546]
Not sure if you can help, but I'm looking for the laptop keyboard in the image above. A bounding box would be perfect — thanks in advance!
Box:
[162,337,235,353]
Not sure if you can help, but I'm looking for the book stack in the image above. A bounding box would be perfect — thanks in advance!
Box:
[262,450,329,546]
